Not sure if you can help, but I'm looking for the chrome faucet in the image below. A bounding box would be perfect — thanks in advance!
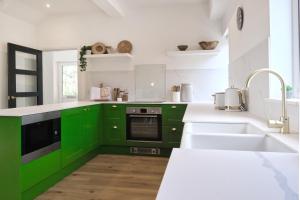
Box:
[244,68,289,134]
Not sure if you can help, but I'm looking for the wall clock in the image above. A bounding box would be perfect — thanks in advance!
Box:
[236,7,244,31]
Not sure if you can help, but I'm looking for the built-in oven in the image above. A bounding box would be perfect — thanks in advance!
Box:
[126,107,162,141]
[21,111,61,163]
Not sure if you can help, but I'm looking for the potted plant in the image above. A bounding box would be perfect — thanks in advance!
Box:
[286,85,293,99]
[79,45,91,71]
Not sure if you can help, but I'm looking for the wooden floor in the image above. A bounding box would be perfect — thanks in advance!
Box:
[36,155,169,200]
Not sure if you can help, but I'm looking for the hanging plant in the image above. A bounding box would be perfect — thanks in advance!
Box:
[79,45,91,71]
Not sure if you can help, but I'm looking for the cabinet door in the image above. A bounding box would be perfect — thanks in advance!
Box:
[84,105,101,152]
[103,118,126,146]
[163,120,184,147]
[61,108,84,167]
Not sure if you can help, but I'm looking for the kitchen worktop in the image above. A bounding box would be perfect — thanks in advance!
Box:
[156,148,299,200]
[0,101,188,117]
[0,101,102,117]
[183,103,299,151]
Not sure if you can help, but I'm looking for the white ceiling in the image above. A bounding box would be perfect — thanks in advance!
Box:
[0,0,226,24]
[23,0,99,15]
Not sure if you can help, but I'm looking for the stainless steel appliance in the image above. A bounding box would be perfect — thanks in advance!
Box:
[224,86,243,111]
[21,111,61,163]
[126,107,162,141]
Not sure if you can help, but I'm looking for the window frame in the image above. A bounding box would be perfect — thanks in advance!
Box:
[292,0,300,98]
[57,61,78,102]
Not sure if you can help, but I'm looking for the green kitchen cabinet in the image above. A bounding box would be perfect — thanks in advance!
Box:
[61,107,85,167]
[61,105,102,167]
[83,105,102,153]
[162,104,187,147]
[103,104,126,146]
[0,117,22,200]
[21,150,61,192]
[103,104,125,118]
[162,104,187,123]
[103,118,126,145]
[163,120,184,147]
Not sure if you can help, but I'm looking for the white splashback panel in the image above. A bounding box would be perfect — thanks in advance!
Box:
[135,64,166,102]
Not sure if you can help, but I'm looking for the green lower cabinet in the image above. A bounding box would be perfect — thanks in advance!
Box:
[162,104,187,124]
[163,123,184,148]
[21,150,61,192]
[83,105,102,153]
[61,107,85,167]
[162,104,187,148]
[103,104,126,146]
[61,105,102,167]
[103,118,126,146]
[0,117,22,200]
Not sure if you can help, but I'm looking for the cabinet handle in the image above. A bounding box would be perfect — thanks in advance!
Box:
[113,125,118,129]
[112,105,117,108]
[171,128,177,132]
[171,106,177,109]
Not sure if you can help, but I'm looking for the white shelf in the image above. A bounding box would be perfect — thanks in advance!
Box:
[167,50,219,57]
[84,53,133,59]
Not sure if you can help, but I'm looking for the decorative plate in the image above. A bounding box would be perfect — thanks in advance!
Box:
[92,42,106,54]
[117,40,133,53]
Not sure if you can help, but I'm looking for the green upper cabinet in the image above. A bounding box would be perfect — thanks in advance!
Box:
[103,104,126,146]
[61,105,102,167]
[0,117,22,200]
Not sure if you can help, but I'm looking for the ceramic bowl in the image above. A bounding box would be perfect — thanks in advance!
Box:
[199,41,219,50]
[177,45,188,51]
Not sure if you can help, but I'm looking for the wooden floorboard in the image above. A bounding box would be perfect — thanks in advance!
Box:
[36,155,169,200]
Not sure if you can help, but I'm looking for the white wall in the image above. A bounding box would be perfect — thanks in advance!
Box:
[43,50,77,104]
[0,11,37,108]
[37,3,229,102]
[227,0,299,132]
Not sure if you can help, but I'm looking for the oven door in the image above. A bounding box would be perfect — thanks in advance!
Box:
[126,114,162,141]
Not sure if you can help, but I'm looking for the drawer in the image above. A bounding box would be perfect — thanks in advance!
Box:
[164,119,184,127]
[163,124,183,147]
[21,150,61,192]
[103,118,126,146]
[103,104,125,118]
[163,104,187,121]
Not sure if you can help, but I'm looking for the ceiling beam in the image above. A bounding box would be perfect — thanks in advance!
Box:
[208,0,231,20]
[90,0,124,17]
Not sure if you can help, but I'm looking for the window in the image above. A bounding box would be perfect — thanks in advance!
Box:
[292,0,300,98]
[58,62,78,102]
[269,0,300,99]
[293,0,300,98]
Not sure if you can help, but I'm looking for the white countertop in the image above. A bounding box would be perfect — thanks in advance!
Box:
[157,148,298,200]
[183,103,299,151]
[0,101,188,117]
[0,101,102,117]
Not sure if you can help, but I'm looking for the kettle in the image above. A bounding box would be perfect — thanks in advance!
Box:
[224,86,243,111]
[212,92,225,110]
